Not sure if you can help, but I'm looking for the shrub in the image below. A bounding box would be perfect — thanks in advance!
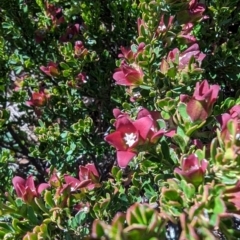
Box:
[0,0,240,239]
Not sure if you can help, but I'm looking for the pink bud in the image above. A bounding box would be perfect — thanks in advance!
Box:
[113,61,143,86]
[180,80,220,122]
[174,154,208,185]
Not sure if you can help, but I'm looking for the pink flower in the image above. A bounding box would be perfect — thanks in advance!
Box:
[182,23,194,34]
[178,44,206,69]
[105,108,175,168]
[161,44,206,74]
[178,23,196,44]
[180,80,220,122]
[76,72,88,83]
[174,154,208,185]
[113,61,143,86]
[189,0,206,20]
[26,90,50,107]
[177,0,206,24]
[74,41,88,58]
[229,105,240,118]
[156,15,174,36]
[118,43,145,63]
[40,62,59,77]
[105,116,153,168]
[12,176,49,204]
[64,164,100,191]
[112,108,129,119]
[137,108,175,142]
[118,47,134,62]
[217,105,240,141]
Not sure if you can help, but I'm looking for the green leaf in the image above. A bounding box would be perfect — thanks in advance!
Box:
[163,189,179,201]
[227,119,236,136]
[34,198,48,213]
[178,103,189,120]
[161,140,171,161]
[177,126,186,138]
[60,62,70,70]
[36,0,44,10]
[44,191,55,208]
[213,196,225,214]
[131,44,138,53]
[195,149,205,161]
[27,207,40,225]
[75,211,87,225]
[167,67,177,78]
[161,111,170,120]
[63,70,71,77]
[126,203,157,227]
[210,138,218,163]
[180,180,195,199]
[186,120,205,136]
[111,166,120,178]
[173,134,187,152]
[157,119,166,129]
[139,85,152,90]
[92,220,105,237]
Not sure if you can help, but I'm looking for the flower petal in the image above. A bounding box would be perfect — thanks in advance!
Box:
[26,176,37,196]
[104,131,127,150]
[117,151,136,168]
[133,117,153,140]
[12,176,26,198]
[113,71,134,86]
[37,183,50,194]
[85,163,99,177]
[64,175,81,190]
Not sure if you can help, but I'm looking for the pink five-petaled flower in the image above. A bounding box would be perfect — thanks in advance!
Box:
[64,163,100,191]
[26,90,49,107]
[174,154,208,186]
[180,80,220,122]
[104,116,154,168]
[12,176,49,204]
[113,61,144,86]
[40,62,59,77]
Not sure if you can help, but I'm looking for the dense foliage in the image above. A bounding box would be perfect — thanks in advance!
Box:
[0,0,240,239]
